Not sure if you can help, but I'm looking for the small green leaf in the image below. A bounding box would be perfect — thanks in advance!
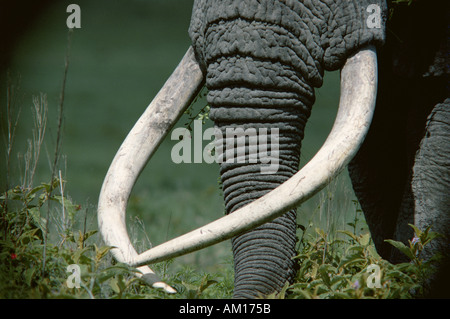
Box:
[199,278,217,294]
[408,224,422,238]
[367,245,382,260]
[315,228,327,239]
[95,245,114,261]
[319,265,332,287]
[27,185,46,197]
[385,239,415,260]
[360,233,371,246]
[109,278,121,294]
[338,230,358,242]
[28,206,47,233]
[422,231,443,246]
[73,246,92,264]
[84,230,98,239]
[95,264,138,284]
[24,267,36,286]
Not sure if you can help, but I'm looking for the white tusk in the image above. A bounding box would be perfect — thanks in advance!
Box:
[97,46,204,293]
[126,45,378,268]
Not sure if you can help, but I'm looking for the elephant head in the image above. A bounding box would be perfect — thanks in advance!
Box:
[98,0,387,298]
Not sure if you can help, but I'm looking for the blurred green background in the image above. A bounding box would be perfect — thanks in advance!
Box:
[2,0,359,272]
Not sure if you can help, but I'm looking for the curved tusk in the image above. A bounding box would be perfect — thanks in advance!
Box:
[127,45,378,268]
[97,46,204,293]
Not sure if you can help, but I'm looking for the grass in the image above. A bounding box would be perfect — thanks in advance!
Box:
[0,72,441,299]
[0,172,440,299]
[1,0,442,299]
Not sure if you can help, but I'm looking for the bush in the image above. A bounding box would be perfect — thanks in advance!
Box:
[1,180,115,298]
[0,180,441,299]
[0,71,232,299]
[281,224,442,299]
[0,178,235,299]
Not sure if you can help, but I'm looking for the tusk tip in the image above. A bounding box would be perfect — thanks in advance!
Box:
[140,269,177,294]
[152,282,177,294]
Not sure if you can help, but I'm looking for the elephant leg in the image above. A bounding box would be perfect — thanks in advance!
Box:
[410,100,450,258]
[394,99,450,296]
[349,0,449,264]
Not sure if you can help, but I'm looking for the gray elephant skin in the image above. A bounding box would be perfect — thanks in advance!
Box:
[101,0,449,298]
[188,0,449,298]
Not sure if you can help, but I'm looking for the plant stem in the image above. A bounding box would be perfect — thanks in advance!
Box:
[43,28,73,277]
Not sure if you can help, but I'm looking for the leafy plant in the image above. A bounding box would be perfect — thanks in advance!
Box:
[184,86,211,132]
[1,180,115,298]
[0,177,237,299]
[283,223,442,299]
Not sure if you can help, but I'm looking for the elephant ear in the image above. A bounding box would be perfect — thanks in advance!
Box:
[322,0,387,71]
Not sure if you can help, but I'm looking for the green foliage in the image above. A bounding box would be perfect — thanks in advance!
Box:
[150,265,234,299]
[1,133,442,300]
[0,180,234,299]
[184,86,211,132]
[281,223,441,299]
[1,70,233,299]
[1,177,441,299]
[1,180,119,298]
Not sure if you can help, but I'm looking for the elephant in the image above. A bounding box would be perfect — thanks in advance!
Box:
[98,0,449,298]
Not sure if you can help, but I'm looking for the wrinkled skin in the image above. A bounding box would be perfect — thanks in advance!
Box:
[188,0,449,298]
[348,1,449,297]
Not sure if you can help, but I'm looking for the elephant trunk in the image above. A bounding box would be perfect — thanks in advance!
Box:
[208,58,316,297]
[199,1,321,296]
